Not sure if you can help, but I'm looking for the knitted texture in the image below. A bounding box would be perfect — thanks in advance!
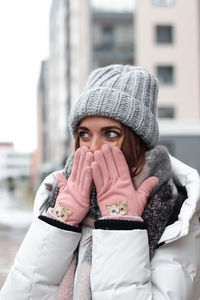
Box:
[69,64,159,148]
[42,145,180,299]
[44,145,178,252]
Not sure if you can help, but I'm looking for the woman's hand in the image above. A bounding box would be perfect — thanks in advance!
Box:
[51,147,93,226]
[92,144,158,218]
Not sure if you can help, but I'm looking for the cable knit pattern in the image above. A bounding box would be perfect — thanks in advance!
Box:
[69,65,159,148]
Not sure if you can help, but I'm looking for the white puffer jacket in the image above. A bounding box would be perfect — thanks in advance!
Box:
[1,156,200,300]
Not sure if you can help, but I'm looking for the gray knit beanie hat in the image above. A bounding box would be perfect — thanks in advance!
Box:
[69,64,159,148]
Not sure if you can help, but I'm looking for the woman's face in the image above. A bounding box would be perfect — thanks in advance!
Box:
[77,116,124,152]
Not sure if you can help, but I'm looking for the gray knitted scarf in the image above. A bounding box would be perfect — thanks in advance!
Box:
[43,145,179,299]
[44,145,178,257]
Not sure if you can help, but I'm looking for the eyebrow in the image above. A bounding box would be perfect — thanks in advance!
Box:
[78,126,122,131]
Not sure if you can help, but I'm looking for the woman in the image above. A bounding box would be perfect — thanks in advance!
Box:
[1,65,200,300]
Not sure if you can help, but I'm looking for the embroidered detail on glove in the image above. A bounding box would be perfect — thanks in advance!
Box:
[106,201,128,216]
[92,144,158,217]
[49,147,93,226]
[52,204,73,222]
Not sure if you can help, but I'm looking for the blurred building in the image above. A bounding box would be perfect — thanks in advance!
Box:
[36,0,200,182]
[91,11,134,68]
[37,0,135,181]
[0,142,30,181]
[37,0,90,181]
[135,0,200,119]
[135,0,200,171]
[37,60,49,182]
[47,0,69,172]
[37,0,70,180]
[159,119,200,171]
[69,0,91,107]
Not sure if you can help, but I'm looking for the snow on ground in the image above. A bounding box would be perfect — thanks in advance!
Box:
[0,188,33,229]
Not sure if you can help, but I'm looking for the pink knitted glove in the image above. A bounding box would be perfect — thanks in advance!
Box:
[92,144,158,218]
[50,147,93,226]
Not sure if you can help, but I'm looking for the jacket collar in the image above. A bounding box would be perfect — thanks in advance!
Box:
[158,155,200,244]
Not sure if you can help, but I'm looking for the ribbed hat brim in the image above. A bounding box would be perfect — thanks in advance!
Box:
[69,87,159,148]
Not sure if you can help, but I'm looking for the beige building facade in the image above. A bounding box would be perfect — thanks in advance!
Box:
[135,0,200,119]
[69,0,91,106]
[65,0,91,151]
[37,0,200,179]
[37,0,90,179]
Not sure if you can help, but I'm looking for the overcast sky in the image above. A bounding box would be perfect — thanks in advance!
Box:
[0,0,135,153]
[0,0,52,152]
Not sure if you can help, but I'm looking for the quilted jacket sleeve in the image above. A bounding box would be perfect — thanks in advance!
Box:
[91,228,152,299]
[150,215,200,299]
[0,218,81,300]
[91,215,200,300]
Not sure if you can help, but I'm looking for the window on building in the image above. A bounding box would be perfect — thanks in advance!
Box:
[155,25,173,44]
[101,25,114,49]
[152,0,174,6]
[156,65,174,85]
[158,106,175,118]
[102,25,113,35]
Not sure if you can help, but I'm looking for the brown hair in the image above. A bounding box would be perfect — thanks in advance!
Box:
[74,123,149,178]
[120,124,149,177]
